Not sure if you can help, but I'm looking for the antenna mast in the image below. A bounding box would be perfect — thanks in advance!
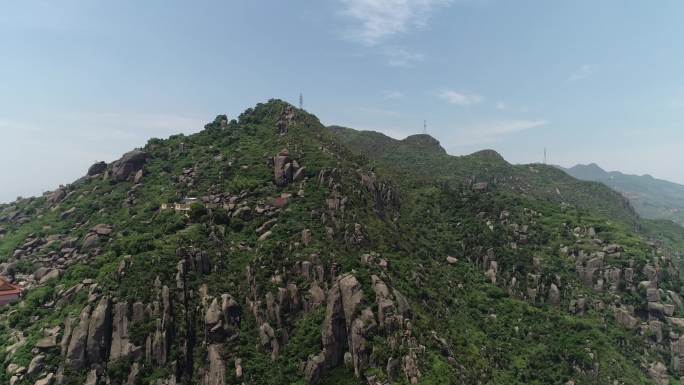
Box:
[299,93,303,109]
[423,120,427,134]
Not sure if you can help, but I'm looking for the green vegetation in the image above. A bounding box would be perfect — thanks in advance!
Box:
[562,162,684,225]
[0,100,681,384]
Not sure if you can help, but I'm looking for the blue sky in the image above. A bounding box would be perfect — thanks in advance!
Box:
[2,0,684,202]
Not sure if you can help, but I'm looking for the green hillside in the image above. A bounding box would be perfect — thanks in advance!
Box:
[330,126,638,225]
[0,101,683,385]
[561,163,684,226]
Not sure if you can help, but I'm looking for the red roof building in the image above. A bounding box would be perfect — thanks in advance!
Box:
[0,277,22,306]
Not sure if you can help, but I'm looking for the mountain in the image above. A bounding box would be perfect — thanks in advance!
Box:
[329,126,638,225]
[0,101,683,385]
[560,163,684,226]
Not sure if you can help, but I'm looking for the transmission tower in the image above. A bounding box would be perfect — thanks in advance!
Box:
[299,93,303,109]
[423,120,427,134]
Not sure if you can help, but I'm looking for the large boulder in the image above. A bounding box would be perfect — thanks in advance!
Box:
[91,224,113,236]
[38,269,60,285]
[34,373,55,385]
[111,150,147,182]
[27,354,45,376]
[47,188,67,205]
[87,161,107,176]
[82,233,101,251]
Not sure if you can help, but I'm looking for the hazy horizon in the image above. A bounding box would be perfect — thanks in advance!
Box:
[3,0,684,202]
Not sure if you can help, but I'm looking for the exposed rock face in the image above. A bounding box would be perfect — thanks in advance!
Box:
[548,283,561,305]
[133,169,144,184]
[38,269,60,285]
[273,149,293,187]
[126,363,140,385]
[151,319,167,365]
[34,373,55,385]
[111,150,147,182]
[258,322,279,360]
[402,353,421,384]
[27,354,45,376]
[647,361,669,385]
[86,296,112,365]
[35,334,57,349]
[320,281,346,368]
[87,161,107,176]
[276,105,296,135]
[302,229,312,246]
[84,369,98,385]
[202,344,226,385]
[60,317,75,357]
[110,301,131,361]
[304,352,326,385]
[304,271,420,384]
[82,233,101,251]
[47,188,67,206]
[339,274,363,334]
[91,224,113,236]
[349,308,377,377]
[66,305,92,369]
[614,307,639,329]
[202,292,241,346]
[272,149,305,187]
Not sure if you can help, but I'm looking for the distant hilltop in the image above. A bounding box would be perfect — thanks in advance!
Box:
[558,163,684,225]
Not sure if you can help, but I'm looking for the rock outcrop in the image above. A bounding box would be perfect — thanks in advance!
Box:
[66,305,92,369]
[86,296,112,365]
[87,161,107,176]
[111,150,147,182]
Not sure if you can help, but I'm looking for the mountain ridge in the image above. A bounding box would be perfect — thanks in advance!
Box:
[0,100,683,385]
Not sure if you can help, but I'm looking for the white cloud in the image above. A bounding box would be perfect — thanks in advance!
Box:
[453,119,548,146]
[440,90,484,106]
[495,101,508,110]
[383,46,424,67]
[381,90,405,99]
[567,64,593,83]
[339,0,452,45]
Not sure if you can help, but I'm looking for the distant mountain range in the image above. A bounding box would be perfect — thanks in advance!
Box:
[558,163,684,225]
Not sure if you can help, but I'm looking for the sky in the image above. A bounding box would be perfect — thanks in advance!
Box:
[2,0,684,202]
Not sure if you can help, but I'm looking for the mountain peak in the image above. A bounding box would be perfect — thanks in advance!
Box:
[468,149,506,162]
[401,134,446,154]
